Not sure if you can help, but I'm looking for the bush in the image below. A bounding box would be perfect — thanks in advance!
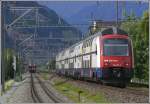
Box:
[121,11,149,81]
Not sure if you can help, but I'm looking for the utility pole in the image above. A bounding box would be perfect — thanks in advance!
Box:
[1,1,6,94]
[48,47,50,72]
[116,0,119,27]
[0,0,2,95]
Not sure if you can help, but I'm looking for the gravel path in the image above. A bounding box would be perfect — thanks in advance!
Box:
[48,73,149,103]
[7,74,33,103]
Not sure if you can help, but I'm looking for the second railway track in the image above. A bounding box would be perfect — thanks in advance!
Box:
[36,74,63,103]
[30,73,63,103]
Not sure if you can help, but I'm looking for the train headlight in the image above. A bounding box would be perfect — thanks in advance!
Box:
[126,63,129,66]
[124,62,129,66]
[104,62,109,66]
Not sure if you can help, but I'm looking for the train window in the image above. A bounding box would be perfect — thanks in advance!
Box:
[104,38,128,44]
[88,40,90,47]
[90,39,92,46]
[83,42,85,48]
[86,41,88,47]
[88,40,90,46]
[104,38,129,56]
[102,28,113,35]
[69,47,74,53]
[86,61,87,68]
[86,41,89,47]
[96,45,97,55]
[82,61,84,68]
[87,61,88,68]
[85,60,88,68]
[86,61,89,68]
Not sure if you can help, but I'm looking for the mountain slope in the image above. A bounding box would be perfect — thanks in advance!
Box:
[3,1,82,48]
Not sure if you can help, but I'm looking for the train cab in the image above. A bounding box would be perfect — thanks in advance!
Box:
[99,27,134,87]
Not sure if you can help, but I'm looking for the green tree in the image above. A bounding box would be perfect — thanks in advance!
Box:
[48,60,56,70]
[4,48,23,81]
[4,48,14,81]
[121,11,149,80]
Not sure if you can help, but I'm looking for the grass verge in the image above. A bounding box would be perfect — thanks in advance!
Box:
[5,80,14,91]
[53,79,108,103]
[40,73,49,80]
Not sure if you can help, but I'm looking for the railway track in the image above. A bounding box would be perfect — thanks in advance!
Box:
[30,73,43,103]
[35,74,63,103]
[125,87,149,96]
[38,72,148,102]
[30,73,63,103]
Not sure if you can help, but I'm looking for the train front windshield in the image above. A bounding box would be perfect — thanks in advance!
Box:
[103,38,129,56]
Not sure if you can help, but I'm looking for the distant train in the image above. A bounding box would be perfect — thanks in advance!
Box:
[55,27,134,88]
[29,64,36,73]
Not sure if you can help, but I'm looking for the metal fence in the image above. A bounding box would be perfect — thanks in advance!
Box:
[131,78,149,85]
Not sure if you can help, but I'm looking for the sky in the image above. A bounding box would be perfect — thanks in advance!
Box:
[38,1,149,33]
[38,1,148,19]
[38,1,95,19]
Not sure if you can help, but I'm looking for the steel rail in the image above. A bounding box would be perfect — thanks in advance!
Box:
[30,73,43,103]
[36,75,63,103]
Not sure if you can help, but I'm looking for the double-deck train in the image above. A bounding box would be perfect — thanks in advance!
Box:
[55,27,134,88]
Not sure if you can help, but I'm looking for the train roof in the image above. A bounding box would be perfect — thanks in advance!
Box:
[101,27,128,36]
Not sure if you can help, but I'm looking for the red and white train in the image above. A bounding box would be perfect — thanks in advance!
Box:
[56,27,134,88]
[29,64,36,73]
